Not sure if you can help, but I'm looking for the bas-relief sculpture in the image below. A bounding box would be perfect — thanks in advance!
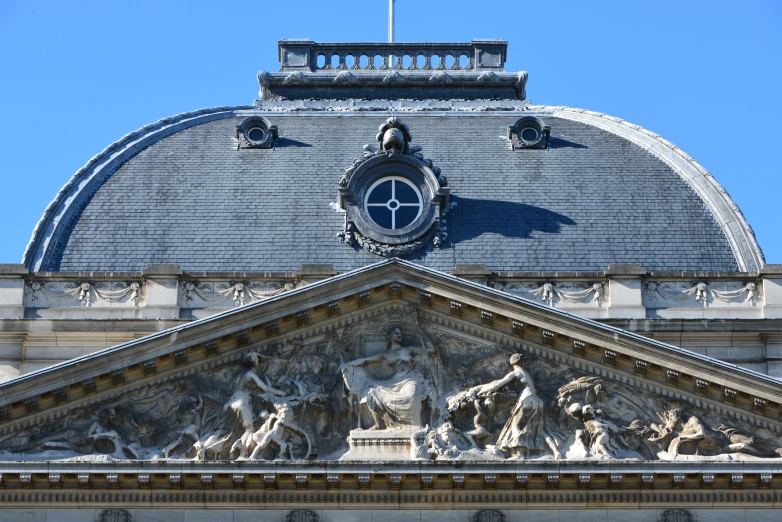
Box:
[2,306,781,463]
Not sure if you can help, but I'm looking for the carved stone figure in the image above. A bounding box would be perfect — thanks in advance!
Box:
[468,390,496,439]
[471,353,561,459]
[240,403,312,460]
[341,327,431,429]
[667,414,706,456]
[4,315,782,465]
[648,408,710,457]
[582,405,624,458]
[161,395,203,458]
[376,117,412,153]
[648,407,683,447]
[556,376,607,410]
[160,394,229,460]
[445,388,497,440]
[561,402,591,459]
[87,407,128,457]
[411,422,477,460]
[226,352,286,431]
[711,424,782,457]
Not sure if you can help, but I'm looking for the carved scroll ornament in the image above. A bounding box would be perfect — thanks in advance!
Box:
[179,280,294,307]
[337,117,449,257]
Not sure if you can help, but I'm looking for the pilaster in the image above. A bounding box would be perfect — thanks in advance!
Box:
[0,264,27,320]
[761,264,782,319]
[141,264,182,320]
[605,264,646,319]
[297,264,337,287]
[451,264,493,286]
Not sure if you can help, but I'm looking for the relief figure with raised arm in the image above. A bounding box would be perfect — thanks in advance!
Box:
[470,353,561,459]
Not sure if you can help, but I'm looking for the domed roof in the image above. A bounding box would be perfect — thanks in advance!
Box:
[23,41,764,274]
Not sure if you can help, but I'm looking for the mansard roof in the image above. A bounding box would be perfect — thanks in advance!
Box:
[22,41,764,274]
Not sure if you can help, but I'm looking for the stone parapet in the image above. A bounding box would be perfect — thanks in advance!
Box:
[277,39,508,72]
[0,265,777,322]
[259,39,525,101]
[2,264,782,380]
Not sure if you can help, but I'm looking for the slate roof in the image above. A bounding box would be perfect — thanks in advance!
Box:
[42,110,742,273]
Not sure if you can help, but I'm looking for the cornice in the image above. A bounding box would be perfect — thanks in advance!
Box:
[0,461,777,508]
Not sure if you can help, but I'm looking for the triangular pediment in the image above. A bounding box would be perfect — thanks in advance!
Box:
[1,259,780,468]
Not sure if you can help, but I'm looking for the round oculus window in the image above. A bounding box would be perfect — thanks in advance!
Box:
[247,127,266,142]
[521,126,539,142]
[364,176,423,230]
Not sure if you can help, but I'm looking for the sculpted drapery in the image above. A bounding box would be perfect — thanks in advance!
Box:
[471,353,562,459]
[341,326,432,429]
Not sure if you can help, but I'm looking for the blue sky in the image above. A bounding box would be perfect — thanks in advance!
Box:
[0,0,780,266]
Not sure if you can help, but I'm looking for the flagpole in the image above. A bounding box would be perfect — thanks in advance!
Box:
[389,0,395,43]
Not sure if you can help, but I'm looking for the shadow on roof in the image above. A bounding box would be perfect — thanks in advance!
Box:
[548,137,588,149]
[447,195,576,242]
[274,137,313,148]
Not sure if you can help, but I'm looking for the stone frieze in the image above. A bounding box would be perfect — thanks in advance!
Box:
[2,304,779,464]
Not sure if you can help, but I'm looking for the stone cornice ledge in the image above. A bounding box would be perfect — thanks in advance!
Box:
[0,460,777,508]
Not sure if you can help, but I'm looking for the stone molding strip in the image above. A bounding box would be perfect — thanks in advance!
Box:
[0,462,776,508]
[258,70,528,101]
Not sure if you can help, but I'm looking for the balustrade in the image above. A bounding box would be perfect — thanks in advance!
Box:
[278,40,508,73]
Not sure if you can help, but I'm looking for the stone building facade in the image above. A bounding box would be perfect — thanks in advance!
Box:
[0,40,780,520]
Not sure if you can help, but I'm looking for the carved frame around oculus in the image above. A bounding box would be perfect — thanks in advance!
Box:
[235,116,278,149]
[508,116,550,150]
[337,117,449,257]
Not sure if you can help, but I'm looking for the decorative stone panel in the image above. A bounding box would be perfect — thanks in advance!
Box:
[178,279,294,309]
[24,280,144,308]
